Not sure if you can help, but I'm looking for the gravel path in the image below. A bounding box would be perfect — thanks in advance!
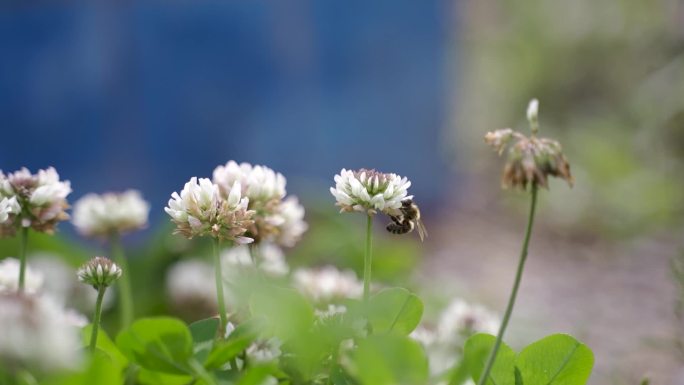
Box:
[420,211,683,384]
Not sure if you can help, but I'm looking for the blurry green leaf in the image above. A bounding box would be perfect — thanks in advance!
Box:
[463,333,516,385]
[42,353,123,385]
[81,324,128,371]
[137,369,193,385]
[116,317,193,375]
[350,334,428,385]
[249,286,314,341]
[205,318,261,369]
[236,365,277,385]
[367,287,423,335]
[516,334,593,385]
[190,317,220,362]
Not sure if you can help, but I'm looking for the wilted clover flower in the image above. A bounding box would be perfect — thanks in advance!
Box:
[213,161,307,246]
[72,190,150,237]
[0,167,71,236]
[330,168,412,215]
[0,292,82,371]
[165,177,255,243]
[77,257,122,288]
[485,99,573,190]
[293,266,364,302]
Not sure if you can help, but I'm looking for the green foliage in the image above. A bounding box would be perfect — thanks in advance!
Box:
[516,334,594,385]
[116,317,194,375]
[43,353,123,385]
[81,325,128,372]
[349,334,429,385]
[366,287,424,335]
[189,317,220,363]
[461,333,594,385]
[204,321,259,370]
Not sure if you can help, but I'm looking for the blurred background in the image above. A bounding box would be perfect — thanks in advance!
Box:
[1,0,684,383]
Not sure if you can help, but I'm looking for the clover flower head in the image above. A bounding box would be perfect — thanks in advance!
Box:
[166,259,219,316]
[213,161,307,246]
[485,100,573,189]
[246,338,282,363]
[77,257,122,288]
[213,161,286,204]
[330,168,412,215]
[437,299,500,340]
[222,243,289,277]
[0,167,71,235]
[0,292,82,371]
[0,258,44,295]
[165,177,255,243]
[72,190,150,237]
[293,266,363,302]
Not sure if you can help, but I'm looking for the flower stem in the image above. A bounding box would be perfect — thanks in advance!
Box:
[213,238,228,334]
[111,232,133,328]
[17,226,28,292]
[477,185,538,385]
[363,214,373,302]
[90,285,106,352]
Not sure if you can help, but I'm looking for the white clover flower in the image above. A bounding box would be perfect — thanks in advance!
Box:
[330,168,412,215]
[212,161,307,247]
[0,197,19,224]
[166,259,219,313]
[213,161,286,203]
[314,304,347,320]
[165,177,254,243]
[0,258,44,294]
[0,292,82,371]
[246,338,282,363]
[292,266,363,302]
[437,299,500,341]
[221,243,289,277]
[274,197,308,247]
[77,257,122,288]
[0,167,71,235]
[72,190,150,237]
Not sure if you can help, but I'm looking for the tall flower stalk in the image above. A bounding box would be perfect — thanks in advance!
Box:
[110,232,133,328]
[17,227,28,292]
[478,99,573,385]
[363,213,373,301]
[213,238,228,330]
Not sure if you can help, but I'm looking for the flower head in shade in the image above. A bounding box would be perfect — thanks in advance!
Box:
[0,292,82,371]
[222,243,289,277]
[212,161,307,246]
[72,190,150,237]
[0,167,71,236]
[330,168,412,215]
[0,258,44,294]
[77,257,122,289]
[165,177,255,243]
[485,100,573,190]
[437,299,500,340]
[246,338,282,363]
[293,266,363,302]
[166,259,219,319]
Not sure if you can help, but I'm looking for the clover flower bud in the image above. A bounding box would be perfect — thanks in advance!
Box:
[527,98,539,133]
[77,257,122,289]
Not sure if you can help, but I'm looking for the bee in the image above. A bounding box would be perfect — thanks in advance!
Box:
[386,198,427,241]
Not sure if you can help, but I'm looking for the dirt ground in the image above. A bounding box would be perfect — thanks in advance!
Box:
[420,205,684,385]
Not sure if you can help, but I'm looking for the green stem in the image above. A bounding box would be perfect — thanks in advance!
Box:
[477,185,538,385]
[111,232,133,328]
[17,227,28,292]
[90,285,106,352]
[363,214,373,302]
[213,238,228,335]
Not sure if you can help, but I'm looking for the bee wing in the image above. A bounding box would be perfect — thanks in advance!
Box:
[416,219,428,242]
